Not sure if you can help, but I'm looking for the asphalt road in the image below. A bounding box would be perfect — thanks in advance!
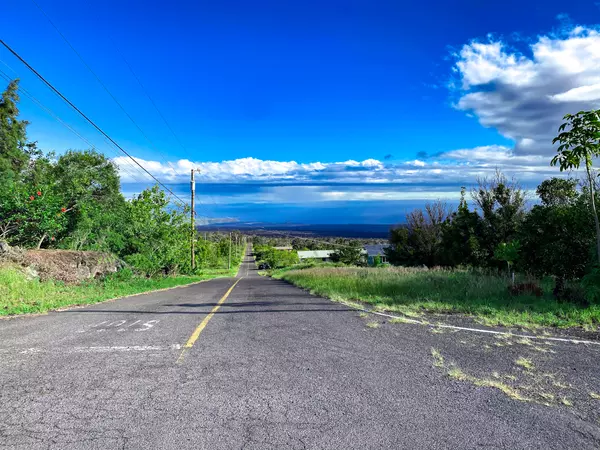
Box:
[1,247,599,449]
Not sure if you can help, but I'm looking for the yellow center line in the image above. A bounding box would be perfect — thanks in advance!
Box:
[176,277,243,363]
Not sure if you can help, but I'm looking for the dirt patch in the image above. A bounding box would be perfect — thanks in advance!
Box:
[1,243,122,283]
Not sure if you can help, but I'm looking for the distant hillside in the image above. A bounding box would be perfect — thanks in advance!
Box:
[197,222,397,238]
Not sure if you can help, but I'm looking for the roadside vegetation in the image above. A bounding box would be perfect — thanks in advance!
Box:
[0,79,246,315]
[261,110,600,330]
[273,266,600,328]
[0,265,235,316]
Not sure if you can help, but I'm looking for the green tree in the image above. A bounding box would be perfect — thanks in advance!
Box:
[121,185,190,276]
[536,178,578,207]
[552,110,600,262]
[0,79,39,181]
[331,243,363,265]
[440,187,484,266]
[471,170,525,265]
[387,200,451,267]
[519,183,593,284]
[494,240,520,275]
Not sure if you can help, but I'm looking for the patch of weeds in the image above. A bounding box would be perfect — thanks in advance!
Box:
[515,357,535,371]
[447,366,468,381]
[589,392,600,400]
[474,379,529,402]
[539,392,555,401]
[553,381,571,389]
[366,322,379,329]
[389,316,414,324]
[516,337,534,346]
[431,349,531,402]
[429,327,445,334]
[494,334,514,345]
[532,345,556,354]
[431,348,445,368]
[358,312,369,318]
[560,397,573,406]
[483,344,492,350]
[400,309,423,318]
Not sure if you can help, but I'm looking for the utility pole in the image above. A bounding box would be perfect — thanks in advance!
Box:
[190,169,197,271]
[228,232,232,270]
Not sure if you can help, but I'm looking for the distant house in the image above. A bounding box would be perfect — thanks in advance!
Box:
[297,250,335,262]
[363,244,390,265]
[273,246,293,251]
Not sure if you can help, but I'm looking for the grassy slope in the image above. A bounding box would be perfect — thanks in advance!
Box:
[273,266,600,329]
[0,245,247,316]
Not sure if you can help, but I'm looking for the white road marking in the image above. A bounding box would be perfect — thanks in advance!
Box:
[356,305,600,346]
[19,348,42,354]
[73,344,181,353]
[133,319,159,331]
[3,344,182,356]
[76,319,160,334]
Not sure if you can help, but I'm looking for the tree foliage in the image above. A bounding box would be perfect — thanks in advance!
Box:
[551,110,600,263]
[386,200,451,267]
[331,243,364,265]
[0,79,244,276]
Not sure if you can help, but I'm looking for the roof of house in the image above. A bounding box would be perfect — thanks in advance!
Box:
[273,246,293,250]
[363,244,389,257]
[297,250,335,259]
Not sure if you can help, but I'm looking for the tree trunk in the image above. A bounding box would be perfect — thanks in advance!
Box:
[585,159,600,264]
[36,233,47,249]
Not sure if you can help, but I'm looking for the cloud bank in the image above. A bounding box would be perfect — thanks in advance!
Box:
[118,25,600,212]
[453,26,600,155]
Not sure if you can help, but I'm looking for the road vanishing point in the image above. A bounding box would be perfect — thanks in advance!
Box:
[1,246,598,449]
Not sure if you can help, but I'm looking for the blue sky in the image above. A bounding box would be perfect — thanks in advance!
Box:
[2,1,600,223]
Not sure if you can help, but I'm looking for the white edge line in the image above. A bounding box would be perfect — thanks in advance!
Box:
[347,302,600,346]
[7,344,183,355]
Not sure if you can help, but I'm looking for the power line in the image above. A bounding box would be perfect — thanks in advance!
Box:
[109,43,223,209]
[110,40,188,155]
[0,39,187,207]
[0,59,154,188]
[0,66,150,185]
[29,0,179,177]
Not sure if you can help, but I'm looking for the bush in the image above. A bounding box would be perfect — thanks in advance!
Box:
[582,266,600,304]
[554,284,589,307]
[508,282,543,297]
[108,267,134,282]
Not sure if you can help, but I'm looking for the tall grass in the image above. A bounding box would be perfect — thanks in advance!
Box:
[0,265,230,316]
[274,266,600,329]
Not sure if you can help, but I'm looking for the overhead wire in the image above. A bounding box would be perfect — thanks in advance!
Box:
[29,0,225,217]
[29,0,180,180]
[0,68,150,188]
[0,39,188,207]
[108,40,222,212]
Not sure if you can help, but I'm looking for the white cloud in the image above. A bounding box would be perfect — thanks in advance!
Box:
[550,83,600,102]
[453,27,600,155]
[115,148,564,194]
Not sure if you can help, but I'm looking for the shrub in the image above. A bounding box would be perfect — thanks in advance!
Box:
[554,284,589,307]
[582,266,600,305]
[508,282,543,297]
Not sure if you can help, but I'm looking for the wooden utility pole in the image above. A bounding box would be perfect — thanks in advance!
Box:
[190,169,196,271]
[228,232,232,270]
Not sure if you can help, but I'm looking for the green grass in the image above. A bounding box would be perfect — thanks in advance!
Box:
[0,265,232,316]
[273,266,600,329]
[515,357,535,371]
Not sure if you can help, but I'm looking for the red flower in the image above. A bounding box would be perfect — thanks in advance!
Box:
[37,191,42,196]
[61,207,67,213]
[29,196,34,201]
[50,237,55,241]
